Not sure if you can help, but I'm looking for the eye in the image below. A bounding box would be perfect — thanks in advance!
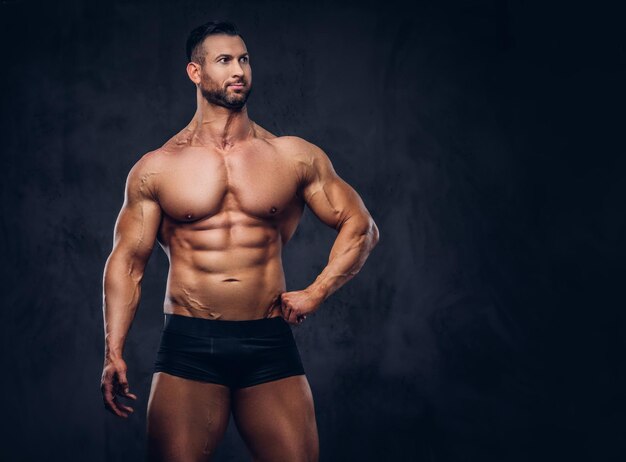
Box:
[240,56,249,63]
[218,57,229,63]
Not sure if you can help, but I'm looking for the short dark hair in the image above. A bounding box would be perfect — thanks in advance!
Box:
[186,21,243,64]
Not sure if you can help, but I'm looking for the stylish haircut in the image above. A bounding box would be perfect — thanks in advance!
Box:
[186,21,243,64]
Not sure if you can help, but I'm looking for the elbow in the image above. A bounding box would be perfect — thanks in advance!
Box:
[106,249,148,283]
[368,219,380,247]
[342,214,379,247]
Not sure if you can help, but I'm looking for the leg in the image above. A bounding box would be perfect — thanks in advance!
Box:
[146,372,231,462]
[232,375,319,462]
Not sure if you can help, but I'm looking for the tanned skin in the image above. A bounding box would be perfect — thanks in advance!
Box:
[100,33,379,461]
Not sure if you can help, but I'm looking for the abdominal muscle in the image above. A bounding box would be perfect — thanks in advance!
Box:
[160,220,287,321]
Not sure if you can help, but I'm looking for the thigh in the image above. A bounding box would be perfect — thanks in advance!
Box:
[232,375,319,462]
[146,372,231,462]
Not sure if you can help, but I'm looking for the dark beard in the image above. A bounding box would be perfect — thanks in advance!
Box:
[200,84,252,110]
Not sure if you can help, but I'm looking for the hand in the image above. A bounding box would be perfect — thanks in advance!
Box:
[280,288,323,325]
[100,357,137,418]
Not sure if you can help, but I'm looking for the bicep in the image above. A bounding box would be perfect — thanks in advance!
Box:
[111,164,162,263]
[301,145,371,230]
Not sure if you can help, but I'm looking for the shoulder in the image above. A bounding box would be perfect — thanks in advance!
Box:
[125,149,164,201]
[268,134,312,149]
[268,136,341,193]
[269,135,330,163]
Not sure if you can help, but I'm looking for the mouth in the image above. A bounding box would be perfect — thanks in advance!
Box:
[228,83,245,89]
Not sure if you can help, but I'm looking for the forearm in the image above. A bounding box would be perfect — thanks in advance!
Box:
[102,252,146,361]
[307,217,379,301]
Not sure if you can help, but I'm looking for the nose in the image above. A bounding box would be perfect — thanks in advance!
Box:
[231,60,244,78]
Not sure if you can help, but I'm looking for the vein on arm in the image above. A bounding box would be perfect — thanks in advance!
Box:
[298,140,380,301]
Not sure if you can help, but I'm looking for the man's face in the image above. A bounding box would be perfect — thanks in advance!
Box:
[195,34,252,110]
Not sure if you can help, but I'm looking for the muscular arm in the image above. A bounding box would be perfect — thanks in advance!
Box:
[299,141,380,302]
[103,156,162,360]
[100,155,161,418]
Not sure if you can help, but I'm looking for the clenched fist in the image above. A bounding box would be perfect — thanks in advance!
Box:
[279,288,324,325]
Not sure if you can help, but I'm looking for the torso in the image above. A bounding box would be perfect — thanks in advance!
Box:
[146,123,310,320]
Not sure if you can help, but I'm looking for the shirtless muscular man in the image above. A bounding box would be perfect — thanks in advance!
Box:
[100,20,379,462]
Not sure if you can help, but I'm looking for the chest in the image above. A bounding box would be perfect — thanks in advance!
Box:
[156,145,300,221]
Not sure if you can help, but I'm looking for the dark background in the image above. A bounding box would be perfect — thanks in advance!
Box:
[1,0,624,461]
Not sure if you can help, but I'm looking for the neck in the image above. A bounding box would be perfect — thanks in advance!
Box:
[184,91,254,149]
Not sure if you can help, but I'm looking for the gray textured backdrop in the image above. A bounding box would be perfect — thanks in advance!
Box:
[1,0,624,461]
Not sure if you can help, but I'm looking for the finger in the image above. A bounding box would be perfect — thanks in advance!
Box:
[286,310,299,325]
[115,389,138,401]
[116,370,130,395]
[114,382,138,400]
[103,374,131,418]
[108,395,132,417]
[102,386,123,414]
[288,308,300,324]
[281,301,301,325]
[102,387,128,418]
[102,372,130,418]
[114,370,138,401]
[283,309,295,325]
[281,303,292,319]
[118,402,135,414]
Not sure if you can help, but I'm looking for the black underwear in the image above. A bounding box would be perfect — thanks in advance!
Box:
[153,313,305,388]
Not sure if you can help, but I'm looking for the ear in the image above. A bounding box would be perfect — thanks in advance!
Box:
[186,62,201,85]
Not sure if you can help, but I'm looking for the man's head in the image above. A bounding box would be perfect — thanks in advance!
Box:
[186,21,252,111]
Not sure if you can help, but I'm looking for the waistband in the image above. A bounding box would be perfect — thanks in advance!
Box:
[163,313,291,337]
